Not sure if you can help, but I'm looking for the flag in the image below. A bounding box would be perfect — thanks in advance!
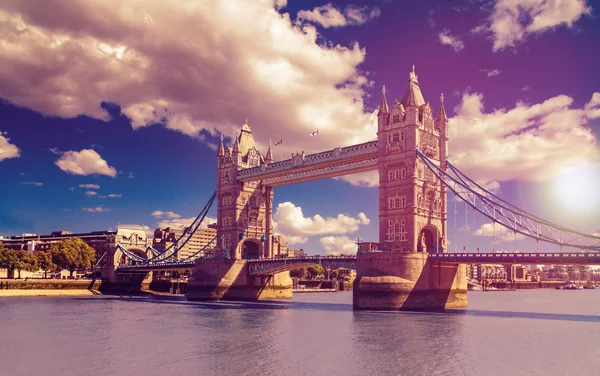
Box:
[310,130,318,136]
[275,139,283,146]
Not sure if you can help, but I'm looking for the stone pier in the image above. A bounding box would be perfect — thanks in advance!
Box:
[187,258,292,300]
[353,252,467,311]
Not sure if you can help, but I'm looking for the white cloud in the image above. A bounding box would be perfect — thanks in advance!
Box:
[320,236,358,255]
[152,210,181,219]
[0,1,377,157]
[82,206,110,212]
[128,172,135,179]
[273,202,370,241]
[55,149,117,177]
[473,222,525,242]
[476,0,592,52]
[68,187,75,191]
[439,30,465,51]
[333,170,379,187]
[297,4,380,28]
[79,183,100,189]
[449,91,600,182]
[155,215,217,230]
[23,181,43,187]
[85,191,97,196]
[0,132,20,162]
[286,236,309,245]
[107,193,122,198]
[476,180,501,194]
[481,69,501,77]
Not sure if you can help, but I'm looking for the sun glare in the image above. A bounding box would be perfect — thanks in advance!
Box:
[551,165,600,215]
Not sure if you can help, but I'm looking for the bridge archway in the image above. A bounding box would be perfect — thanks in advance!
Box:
[241,239,261,259]
[417,226,440,253]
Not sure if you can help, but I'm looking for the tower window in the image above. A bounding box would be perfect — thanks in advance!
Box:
[393,114,400,123]
[392,133,400,142]
[401,169,407,179]
[394,170,401,180]
[388,170,394,181]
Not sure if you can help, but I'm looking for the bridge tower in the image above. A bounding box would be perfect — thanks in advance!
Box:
[354,66,466,311]
[377,65,448,253]
[216,121,274,259]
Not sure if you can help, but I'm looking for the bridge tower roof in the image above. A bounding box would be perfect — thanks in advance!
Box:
[400,65,425,108]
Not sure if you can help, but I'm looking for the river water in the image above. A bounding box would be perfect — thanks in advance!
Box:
[1,290,599,376]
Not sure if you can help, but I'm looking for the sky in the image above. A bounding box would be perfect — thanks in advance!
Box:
[0,0,599,255]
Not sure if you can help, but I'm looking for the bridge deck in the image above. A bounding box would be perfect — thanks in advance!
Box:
[115,252,600,273]
[236,140,378,186]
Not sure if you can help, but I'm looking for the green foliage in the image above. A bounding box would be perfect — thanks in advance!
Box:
[0,245,38,278]
[50,238,96,276]
[36,250,57,277]
[289,268,307,279]
[330,270,339,279]
[306,265,324,279]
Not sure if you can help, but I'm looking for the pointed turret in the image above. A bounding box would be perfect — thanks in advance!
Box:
[232,130,239,154]
[377,85,389,116]
[436,93,448,123]
[400,65,425,108]
[218,133,225,157]
[265,139,274,163]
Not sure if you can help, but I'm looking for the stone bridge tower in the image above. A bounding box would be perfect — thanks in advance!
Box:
[377,66,448,253]
[216,122,274,259]
[354,66,465,311]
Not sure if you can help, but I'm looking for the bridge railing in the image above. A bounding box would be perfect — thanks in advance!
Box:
[237,140,378,180]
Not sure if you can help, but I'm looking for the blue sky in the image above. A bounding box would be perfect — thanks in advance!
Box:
[0,0,599,254]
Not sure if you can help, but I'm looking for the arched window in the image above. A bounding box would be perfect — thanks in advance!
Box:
[394,198,401,208]
[394,170,401,180]
[401,169,407,179]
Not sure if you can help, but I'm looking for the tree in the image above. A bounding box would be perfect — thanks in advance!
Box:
[51,238,96,277]
[0,245,38,279]
[307,265,325,279]
[289,268,307,279]
[13,250,38,278]
[36,250,56,278]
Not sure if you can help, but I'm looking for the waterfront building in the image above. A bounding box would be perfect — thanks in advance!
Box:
[0,225,151,277]
[153,225,217,260]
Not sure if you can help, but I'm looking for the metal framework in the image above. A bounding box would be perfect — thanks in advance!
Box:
[117,191,217,264]
[416,149,600,251]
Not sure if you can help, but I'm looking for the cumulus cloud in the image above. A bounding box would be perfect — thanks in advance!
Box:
[473,222,525,242]
[22,181,43,187]
[297,3,380,28]
[333,170,379,187]
[475,0,592,52]
[273,202,370,243]
[79,183,100,189]
[0,0,377,159]
[155,215,217,230]
[0,131,20,161]
[320,236,358,255]
[82,206,110,212]
[85,191,97,196]
[449,91,600,182]
[107,193,122,198]
[152,210,181,219]
[439,30,464,51]
[55,149,117,177]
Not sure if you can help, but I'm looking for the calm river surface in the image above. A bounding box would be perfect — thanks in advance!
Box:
[1,290,600,376]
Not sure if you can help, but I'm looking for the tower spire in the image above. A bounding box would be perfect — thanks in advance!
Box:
[401,65,425,107]
[377,85,389,116]
[218,133,225,156]
[436,93,447,123]
[233,130,239,154]
[265,138,274,163]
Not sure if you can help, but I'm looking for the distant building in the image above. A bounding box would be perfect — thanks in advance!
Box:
[153,225,217,260]
[271,235,288,257]
[0,225,151,278]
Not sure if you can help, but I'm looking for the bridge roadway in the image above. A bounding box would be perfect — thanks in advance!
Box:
[116,252,600,274]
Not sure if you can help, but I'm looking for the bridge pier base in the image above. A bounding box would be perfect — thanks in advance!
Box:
[187,259,292,301]
[353,252,467,311]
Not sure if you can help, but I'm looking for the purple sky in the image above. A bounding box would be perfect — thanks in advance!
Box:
[0,0,599,254]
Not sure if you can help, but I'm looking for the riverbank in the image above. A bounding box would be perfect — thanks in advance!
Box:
[0,279,103,297]
[0,289,99,297]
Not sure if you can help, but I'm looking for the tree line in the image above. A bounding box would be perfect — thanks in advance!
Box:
[0,238,96,279]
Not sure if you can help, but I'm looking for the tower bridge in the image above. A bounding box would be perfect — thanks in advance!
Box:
[113,66,600,311]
